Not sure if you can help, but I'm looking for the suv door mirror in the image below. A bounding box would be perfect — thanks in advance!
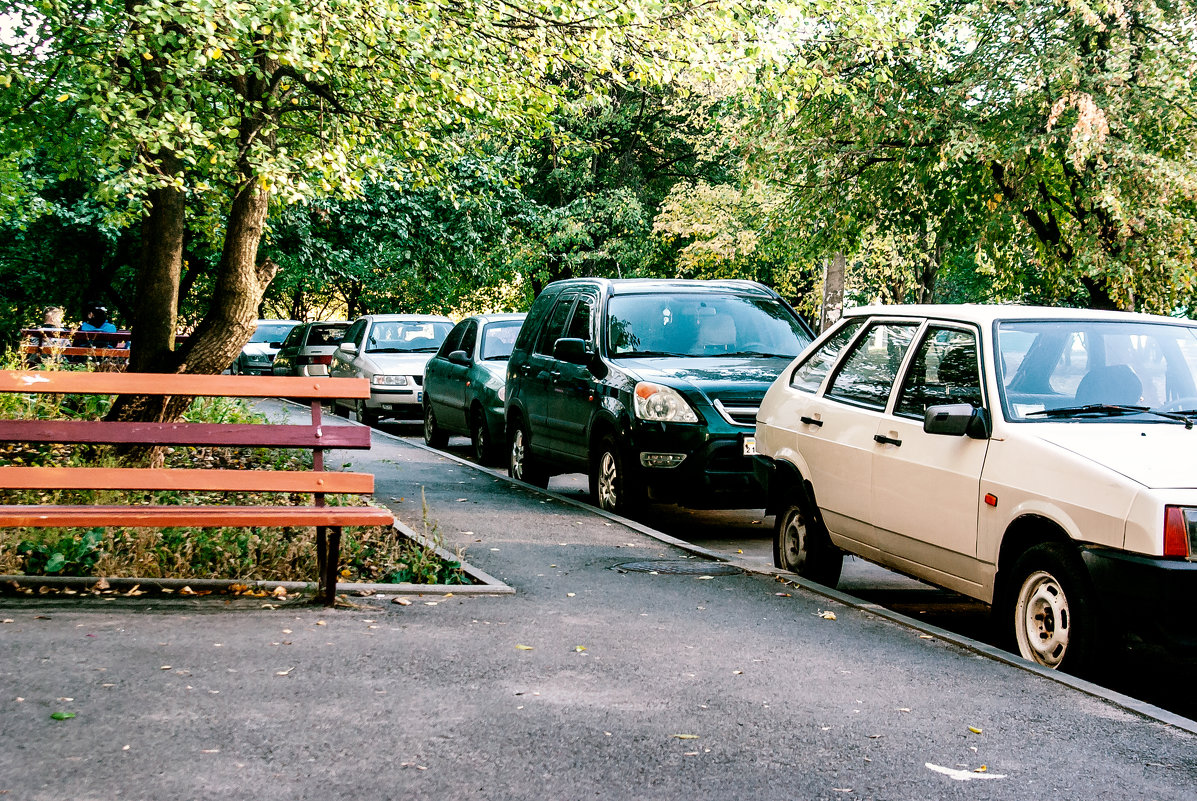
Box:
[269,341,284,349]
[924,404,991,439]
[553,338,593,366]
[447,349,470,366]
[338,341,358,356]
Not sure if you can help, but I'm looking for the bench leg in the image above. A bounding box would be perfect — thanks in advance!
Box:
[320,526,342,607]
[315,526,328,593]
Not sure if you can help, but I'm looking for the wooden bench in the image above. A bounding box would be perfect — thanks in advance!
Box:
[20,329,133,365]
[0,370,394,605]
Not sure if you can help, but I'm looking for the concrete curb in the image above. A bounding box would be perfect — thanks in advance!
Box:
[381,423,1197,736]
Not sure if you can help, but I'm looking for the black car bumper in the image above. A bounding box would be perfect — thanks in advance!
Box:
[629,425,763,509]
[1082,547,1197,653]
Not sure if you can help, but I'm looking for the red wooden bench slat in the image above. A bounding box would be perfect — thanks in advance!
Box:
[0,370,369,399]
[0,419,371,449]
[0,505,394,528]
[0,466,374,493]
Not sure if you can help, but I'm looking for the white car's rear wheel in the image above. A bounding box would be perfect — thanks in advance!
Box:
[773,501,842,587]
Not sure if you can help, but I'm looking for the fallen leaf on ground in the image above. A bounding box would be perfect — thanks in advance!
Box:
[272,586,288,598]
[574,646,586,652]
[968,726,983,734]
[392,598,412,606]
[179,586,196,595]
[816,610,837,620]
[696,576,714,580]
[672,734,699,740]
[50,711,75,720]
[515,644,534,651]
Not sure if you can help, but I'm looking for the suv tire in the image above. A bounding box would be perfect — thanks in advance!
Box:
[509,418,549,488]
[773,500,843,587]
[590,435,643,516]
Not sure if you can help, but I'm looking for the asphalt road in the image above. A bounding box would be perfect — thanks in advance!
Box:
[383,422,1197,724]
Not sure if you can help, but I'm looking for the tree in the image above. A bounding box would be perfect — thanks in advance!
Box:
[718,0,1197,312]
[2,0,783,420]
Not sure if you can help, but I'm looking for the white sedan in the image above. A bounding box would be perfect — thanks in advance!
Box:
[755,304,1197,672]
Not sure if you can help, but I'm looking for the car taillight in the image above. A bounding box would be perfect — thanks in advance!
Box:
[1163,506,1195,558]
[299,355,333,366]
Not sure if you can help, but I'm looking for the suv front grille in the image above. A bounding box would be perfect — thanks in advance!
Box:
[710,395,762,427]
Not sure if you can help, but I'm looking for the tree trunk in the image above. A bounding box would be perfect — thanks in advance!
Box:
[820,252,846,332]
[128,149,185,373]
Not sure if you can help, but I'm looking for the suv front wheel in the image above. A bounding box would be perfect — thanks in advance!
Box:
[590,435,643,516]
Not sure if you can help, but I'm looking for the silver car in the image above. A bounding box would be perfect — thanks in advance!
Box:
[330,314,454,425]
[231,319,301,375]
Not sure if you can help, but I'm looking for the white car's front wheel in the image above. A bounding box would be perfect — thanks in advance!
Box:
[1010,544,1097,672]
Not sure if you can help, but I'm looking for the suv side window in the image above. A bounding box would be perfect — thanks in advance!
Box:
[791,318,863,393]
[565,296,595,342]
[826,322,919,410]
[281,325,305,348]
[895,328,983,417]
[515,291,559,353]
[459,321,479,359]
[535,295,577,356]
[438,320,468,357]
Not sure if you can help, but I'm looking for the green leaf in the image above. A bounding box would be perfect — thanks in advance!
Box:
[44,553,66,573]
[50,711,76,720]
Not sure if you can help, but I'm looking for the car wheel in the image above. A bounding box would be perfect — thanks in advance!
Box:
[1009,543,1097,672]
[471,407,501,465]
[229,360,241,375]
[424,402,448,448]
[772,500,843,586]
[589,435,643,516]
[508,418,548,488]
[356,399,379,427]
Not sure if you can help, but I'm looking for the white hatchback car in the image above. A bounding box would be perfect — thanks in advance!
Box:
[755,304,1197,672]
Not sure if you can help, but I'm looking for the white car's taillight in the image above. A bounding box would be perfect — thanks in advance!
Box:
[1163,506,1196,558]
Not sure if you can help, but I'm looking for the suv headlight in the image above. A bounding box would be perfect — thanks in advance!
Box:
[634,382,699,423]
[372,375,409,386]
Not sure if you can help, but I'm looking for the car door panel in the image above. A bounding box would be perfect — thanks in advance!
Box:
[549,293,598,463]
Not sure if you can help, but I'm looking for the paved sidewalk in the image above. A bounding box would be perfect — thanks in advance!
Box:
[2,412,1196,800]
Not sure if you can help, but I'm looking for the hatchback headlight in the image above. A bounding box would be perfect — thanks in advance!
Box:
[634,382,698,423]
[372,375,409,386]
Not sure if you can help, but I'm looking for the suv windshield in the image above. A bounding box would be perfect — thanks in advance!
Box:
[998,319,1197,422]
[366,321,452,353]
[607,293,811,358]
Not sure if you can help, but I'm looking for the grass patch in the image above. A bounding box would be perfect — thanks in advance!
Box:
[0,361,469,585]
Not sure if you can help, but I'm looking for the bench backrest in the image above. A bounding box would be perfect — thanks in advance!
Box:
[0,370,371,495]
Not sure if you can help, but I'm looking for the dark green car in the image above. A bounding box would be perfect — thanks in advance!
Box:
[423,313,526,464]
[504,279,814,514]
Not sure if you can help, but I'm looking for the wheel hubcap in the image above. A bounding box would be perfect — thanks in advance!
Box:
[511,429,527,480]
[474,419,487,458]
[597,451,618,510]
[781,511,807,571]
[1016,570,1070,668]
[425,408,435,441]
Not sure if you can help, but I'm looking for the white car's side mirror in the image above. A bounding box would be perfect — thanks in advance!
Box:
[924,404,991,439]
[338,342,359,355]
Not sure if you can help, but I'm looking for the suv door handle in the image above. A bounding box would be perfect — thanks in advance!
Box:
[800,416,823,427]
[873,434,902,447]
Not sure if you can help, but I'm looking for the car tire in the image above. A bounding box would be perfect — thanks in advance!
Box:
[424,402,448,448]
[772,499,843,587]
[508,418,548,488]
[589,435,643,516]
[471,407,501,466]
[230,361,241,376]
[1008,543,1098,673]
[356,399,379,427]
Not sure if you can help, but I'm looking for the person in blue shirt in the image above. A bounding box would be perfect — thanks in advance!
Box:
[80,305,117,333]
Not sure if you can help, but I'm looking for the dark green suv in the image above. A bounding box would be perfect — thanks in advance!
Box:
[505,278,814,514]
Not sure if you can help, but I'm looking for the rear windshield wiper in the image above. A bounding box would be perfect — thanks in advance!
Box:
[1028,404,1193,429]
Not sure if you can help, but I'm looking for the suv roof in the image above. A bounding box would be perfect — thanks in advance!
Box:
[544,278,782,299]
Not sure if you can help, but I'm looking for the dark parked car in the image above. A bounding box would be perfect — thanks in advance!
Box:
[423,313,526,464]
[272,321,350,377]
[231,319,301,375]
[504,278,814,514]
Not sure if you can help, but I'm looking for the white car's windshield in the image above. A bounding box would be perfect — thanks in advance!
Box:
[607,293,811,358]
[997,319,1197,422]
[250,323,296,343]
[365,321,452,353]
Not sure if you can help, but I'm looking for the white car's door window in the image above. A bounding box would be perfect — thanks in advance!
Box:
[790,318,863,393]
[827,323,919,410]
[895,328,982,418]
